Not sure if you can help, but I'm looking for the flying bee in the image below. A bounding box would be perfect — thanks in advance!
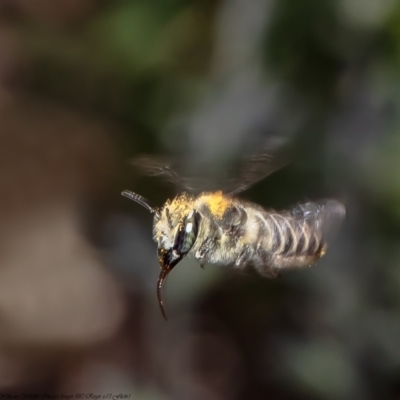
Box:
[122,153,345,320]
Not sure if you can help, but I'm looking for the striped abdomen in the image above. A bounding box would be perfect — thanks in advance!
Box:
[252,199,345,274]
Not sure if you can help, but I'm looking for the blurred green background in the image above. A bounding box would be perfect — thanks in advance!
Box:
[0,0,399,399]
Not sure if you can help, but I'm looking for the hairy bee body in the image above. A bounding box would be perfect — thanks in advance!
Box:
[154,190,344,277]
[123,152,345,319]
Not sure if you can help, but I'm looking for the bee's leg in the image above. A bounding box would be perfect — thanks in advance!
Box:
[195,237,214,264]
[235,245,252,268]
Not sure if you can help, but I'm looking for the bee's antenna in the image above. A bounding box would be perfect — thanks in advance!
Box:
[122,190,160,218]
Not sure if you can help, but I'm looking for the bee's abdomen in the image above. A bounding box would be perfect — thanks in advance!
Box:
[266,214,322,257]
[241,200,344,275]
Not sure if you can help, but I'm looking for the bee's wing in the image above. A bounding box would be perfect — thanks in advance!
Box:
[130,155,208,193]
[130,143,288,194]
[224,151,288,195]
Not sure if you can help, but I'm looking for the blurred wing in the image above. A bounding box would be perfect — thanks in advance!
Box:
[225,151,288,195]
[130,144,288,194]
[130,155,207,193]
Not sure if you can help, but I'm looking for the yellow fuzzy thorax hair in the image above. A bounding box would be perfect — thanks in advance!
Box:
[197,191,231,219]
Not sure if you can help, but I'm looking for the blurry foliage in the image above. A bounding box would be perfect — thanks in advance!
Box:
[22,0,216,155]
[265,0,343,100]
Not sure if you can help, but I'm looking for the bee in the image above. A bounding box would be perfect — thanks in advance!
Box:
[122,153,345,320]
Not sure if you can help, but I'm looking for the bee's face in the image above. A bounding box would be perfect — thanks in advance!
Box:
[154,195,200,270]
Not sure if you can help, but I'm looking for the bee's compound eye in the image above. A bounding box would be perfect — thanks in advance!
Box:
[173,210,200,256]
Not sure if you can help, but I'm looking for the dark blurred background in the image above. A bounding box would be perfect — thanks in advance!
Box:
[0,0,399,399]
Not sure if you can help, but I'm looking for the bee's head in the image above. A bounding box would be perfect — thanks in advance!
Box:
[154,202,200,319]
[122,190,201,319]
[156,208,201,267]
